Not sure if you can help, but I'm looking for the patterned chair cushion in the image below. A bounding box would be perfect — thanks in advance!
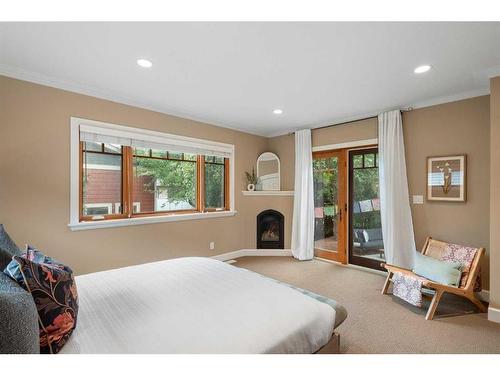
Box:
[5,247,78,354]
[441,243,478,288]
[424,239,480,289]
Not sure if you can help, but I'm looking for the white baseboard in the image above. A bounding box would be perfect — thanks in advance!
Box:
[212,249,292,261]
[488,306,500,324]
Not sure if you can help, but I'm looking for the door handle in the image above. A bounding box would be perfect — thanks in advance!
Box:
[339,208,342,222]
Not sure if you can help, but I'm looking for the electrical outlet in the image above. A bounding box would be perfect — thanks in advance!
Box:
[209,242,215,250]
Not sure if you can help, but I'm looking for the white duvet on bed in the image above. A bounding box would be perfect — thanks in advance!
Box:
[61,257,335,354]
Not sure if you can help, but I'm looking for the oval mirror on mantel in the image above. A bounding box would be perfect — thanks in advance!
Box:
[256,152,280,191]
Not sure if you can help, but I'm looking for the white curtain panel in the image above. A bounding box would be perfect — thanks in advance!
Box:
[378,110,416,269]
[291,129,315,260]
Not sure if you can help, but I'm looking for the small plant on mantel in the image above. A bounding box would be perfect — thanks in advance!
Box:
[245,168,258,191]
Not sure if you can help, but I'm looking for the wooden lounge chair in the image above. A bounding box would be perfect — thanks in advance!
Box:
[381,237,487,320]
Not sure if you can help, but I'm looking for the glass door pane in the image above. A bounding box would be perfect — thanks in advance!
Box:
[349,148,385,270]
[313,150,346,263]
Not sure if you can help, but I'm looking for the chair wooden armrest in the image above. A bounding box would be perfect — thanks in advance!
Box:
[381,263,412,274]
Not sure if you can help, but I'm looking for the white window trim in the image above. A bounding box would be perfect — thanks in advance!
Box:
[69,117,236,231]
[69,210,238,231]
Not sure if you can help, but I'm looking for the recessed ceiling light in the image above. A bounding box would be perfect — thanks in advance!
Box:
[137,58,153,68]
[414,65,431,74]
[273,109,283,115]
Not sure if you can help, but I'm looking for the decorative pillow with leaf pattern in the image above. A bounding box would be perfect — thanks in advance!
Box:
[8,247,78,354]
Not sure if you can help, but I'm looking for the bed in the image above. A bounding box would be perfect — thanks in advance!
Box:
[60,257,347,354]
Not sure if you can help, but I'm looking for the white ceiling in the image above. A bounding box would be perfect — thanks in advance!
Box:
[1,22,500,137]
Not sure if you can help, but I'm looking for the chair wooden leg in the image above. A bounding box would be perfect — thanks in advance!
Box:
[425,290,443,320]
[381,271,392,295]
[467,294,488,313]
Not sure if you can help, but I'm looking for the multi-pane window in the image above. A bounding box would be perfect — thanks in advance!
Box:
[82,142,124,219]
[204,156,226,210]
[132,148,198,214]
[80,142,229,221]
[352,152,378,170]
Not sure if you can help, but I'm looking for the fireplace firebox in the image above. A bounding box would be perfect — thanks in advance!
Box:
[256,209,284,249]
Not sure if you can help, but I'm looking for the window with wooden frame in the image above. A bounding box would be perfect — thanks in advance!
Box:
[203,156,229,211]
[81,142,126,220]
[131,148,199,215]
[71,118,234,229]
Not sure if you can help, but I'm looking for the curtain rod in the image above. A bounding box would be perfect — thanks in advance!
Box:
[316,115,378,130]
[289,107,413,135]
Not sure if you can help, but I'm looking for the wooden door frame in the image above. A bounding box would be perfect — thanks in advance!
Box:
[312,149,348,264]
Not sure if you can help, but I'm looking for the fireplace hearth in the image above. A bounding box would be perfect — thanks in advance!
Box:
[256,209,284,249]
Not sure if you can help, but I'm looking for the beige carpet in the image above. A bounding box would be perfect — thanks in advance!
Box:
[234,256,500,354]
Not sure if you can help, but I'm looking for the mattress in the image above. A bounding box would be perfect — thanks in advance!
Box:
[61,257,340,354]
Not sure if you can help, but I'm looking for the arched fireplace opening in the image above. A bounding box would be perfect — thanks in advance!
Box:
[256,209,284,249]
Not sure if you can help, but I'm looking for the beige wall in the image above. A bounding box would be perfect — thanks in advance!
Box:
[0,75,494,292]
[312,118,378,147]
[404,96,490,289]
[268,96,492,289]
[0,76,275,275]
[490,77,500,309]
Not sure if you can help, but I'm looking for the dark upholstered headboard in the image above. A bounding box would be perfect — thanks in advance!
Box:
[0,271,40,354]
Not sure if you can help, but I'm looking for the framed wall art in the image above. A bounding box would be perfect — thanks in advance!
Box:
[426,155,466,202]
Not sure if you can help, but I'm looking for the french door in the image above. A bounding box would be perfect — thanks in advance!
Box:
[312,146,385,270]
[312,150,347,263]
[348,148,385,271]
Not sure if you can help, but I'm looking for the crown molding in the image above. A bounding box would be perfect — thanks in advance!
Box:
[408,87,490,111]
[0,64,265,137]
[266,87,490,138]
